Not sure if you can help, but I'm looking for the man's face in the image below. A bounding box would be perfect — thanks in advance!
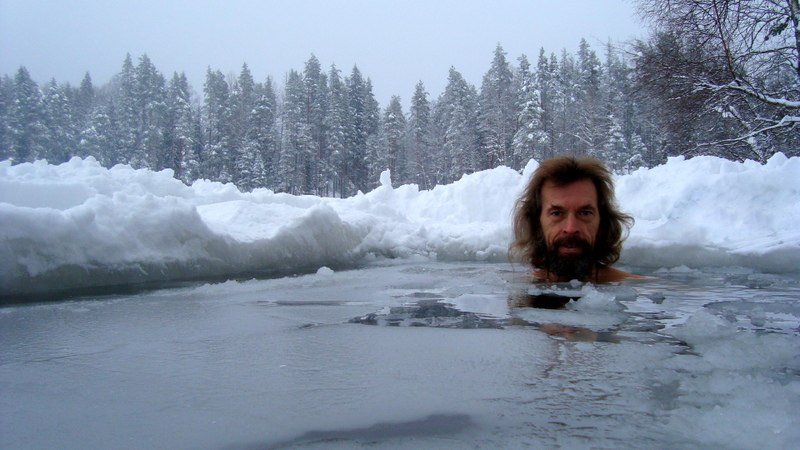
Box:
[539,178,601,278]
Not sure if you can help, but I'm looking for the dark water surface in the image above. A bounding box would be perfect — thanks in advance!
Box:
[2,262,798,449]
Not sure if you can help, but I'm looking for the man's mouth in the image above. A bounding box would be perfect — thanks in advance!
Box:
[558,245,583,254]
[553,236,591,255]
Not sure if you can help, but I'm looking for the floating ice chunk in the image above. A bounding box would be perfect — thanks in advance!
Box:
[316,266,335,276]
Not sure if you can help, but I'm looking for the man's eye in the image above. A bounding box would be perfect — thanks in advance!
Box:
[579,210,595,217]
[549,210,562,217]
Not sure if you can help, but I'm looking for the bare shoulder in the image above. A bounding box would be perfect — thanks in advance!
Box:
[596,266,647,283]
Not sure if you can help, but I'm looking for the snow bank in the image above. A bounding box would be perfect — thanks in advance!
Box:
[1,153,798,296]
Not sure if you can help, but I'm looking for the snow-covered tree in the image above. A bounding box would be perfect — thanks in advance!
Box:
[434,67,479,183]
[377,95,407,185]
[133,54,167,170]
[81,101,120,167]
[41,79,77,163]
[279,69,314,194]
[406,81,434,189]
[164,72,196,181]
[203,68,234,181]
[634,0,800,161]
[0,75,13,160]
[346,66,379,192]
[512,54,547,168]
[477,44,516,169]
[9,67,46,163]
[326,64,352,196]
[575,38,606,158]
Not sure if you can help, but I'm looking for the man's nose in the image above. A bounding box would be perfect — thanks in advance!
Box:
[563,214,580,233]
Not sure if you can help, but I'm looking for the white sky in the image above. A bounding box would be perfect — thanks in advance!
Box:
[0,0,646,106]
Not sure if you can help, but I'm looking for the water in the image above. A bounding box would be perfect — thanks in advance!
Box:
[1,262,799,449]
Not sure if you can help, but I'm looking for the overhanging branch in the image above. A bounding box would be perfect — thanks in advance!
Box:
[699,81,800,108]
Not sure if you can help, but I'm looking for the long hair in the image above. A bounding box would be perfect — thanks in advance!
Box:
[509,155,633,268]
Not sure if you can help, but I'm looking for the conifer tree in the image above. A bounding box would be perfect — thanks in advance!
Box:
[164,72,195,180]
[536,50,557,159]
[279,69,313,193]
[379,95,407,185]
[247,77,279,189]
[74,73,95,131]
[9,66,46,163]
[512,54,547,168]
[41,79,76,163]
[81,101,120,167]
[435,67,479,182]
[232,64,258,188]
[112,54,138,166]
[406,81,434,189]
[203,68,234,181]
[302,55,330,194]
[0,75,12,160]
[346,66,375,192]
[326,64,352,196]
[477,44,516,169]
[363,78,381,187]
[575,38,606,158]
[133,54,167,170]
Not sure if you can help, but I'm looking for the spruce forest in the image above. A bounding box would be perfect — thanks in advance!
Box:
[1,0,798,196]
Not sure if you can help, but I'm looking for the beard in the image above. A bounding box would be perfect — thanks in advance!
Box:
[542,235,595,281]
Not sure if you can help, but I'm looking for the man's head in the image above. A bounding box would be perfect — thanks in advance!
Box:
[510,156,633,280]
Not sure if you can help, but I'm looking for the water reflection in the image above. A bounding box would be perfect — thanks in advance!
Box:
[349,287,620,343]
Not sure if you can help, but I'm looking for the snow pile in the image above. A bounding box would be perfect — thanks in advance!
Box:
[1,153,798,296]
[619,153,800,271]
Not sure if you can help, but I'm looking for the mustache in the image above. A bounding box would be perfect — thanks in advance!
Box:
[552,235,592,251]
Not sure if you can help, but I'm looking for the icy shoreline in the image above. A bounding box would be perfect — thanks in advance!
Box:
[1,153,798,296]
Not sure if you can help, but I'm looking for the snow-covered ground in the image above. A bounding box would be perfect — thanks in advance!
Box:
[1,153,798,297]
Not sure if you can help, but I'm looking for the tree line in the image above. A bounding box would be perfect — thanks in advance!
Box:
[1,0,796,195]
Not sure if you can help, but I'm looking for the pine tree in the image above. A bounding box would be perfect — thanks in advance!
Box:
[279,70,314,194]
[346,66,375,192]
[477,44,516,169]
[575,39,606,158]
[81,101,120,167]
[41,79,77,163]
[326,64,352,196]
[203,68,234,182]
[114,54,138,166]
[73,72,95,145]
[536,50,557,158]
[246,77,279,189]
[406,81,434,189]
[362,78,381,187]
[9,67,46,163]
[302,55,330,194]
[232,64,258,188]
[552,50,579,156]
[133,54,167,170]
[378,95,407,185]
[512,54,547,167]
[163,72,196,181]
[0,75,12,160]
[435,67,479,183]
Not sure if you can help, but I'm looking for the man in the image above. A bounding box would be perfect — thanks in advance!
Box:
[510,155,640,283]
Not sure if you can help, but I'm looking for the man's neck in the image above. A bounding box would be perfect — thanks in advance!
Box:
[533,265,639,283]
[533,268,597,283]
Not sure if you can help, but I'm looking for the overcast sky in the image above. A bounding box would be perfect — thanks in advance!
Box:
[0,0,647,106]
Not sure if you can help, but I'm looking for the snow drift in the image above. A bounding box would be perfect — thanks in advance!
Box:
[1,153,798,296]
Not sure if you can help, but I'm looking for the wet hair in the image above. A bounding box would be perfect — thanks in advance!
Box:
[509,155,633,268]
